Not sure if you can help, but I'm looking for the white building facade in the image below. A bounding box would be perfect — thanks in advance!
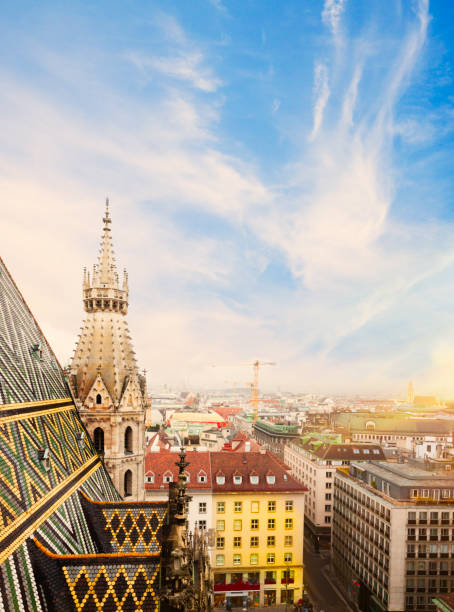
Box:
[284,440,385,545]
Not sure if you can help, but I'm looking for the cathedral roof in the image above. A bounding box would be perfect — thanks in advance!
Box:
[0,257,68,404]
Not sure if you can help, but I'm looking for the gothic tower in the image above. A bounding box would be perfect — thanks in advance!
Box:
[69,200,146,500]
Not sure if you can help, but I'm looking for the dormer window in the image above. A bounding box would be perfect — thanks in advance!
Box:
[250,473,259,485]
[216,471,225,485]
[198,471,207,483]
[266,473,276,485]
[38,448,50,472]
[145,472,155,483]
[184,472,190,483]
[163,471,173,483]
[233,474,243,485]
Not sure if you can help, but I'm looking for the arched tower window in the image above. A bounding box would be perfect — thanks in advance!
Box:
[124,470,132,497]
[93,427,104,453]
[124,426,133,454]
[96,393,102,405]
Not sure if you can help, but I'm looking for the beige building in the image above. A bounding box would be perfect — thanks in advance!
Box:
[69,200,147,500]
[333,461,454,611]
[285,437,385,546]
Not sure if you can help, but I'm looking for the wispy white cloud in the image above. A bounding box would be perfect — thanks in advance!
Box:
[309,62,330,140]
[208,0,228,14]
[126,51,222,92]
[272,99,280,114]
[322,0,346,38]
[341,63,363,127]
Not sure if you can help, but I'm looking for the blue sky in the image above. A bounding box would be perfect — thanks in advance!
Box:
[2,0,454,395]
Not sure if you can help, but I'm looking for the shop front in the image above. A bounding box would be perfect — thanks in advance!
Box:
[214,572,260,608]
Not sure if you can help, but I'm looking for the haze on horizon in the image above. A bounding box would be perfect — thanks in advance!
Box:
[2,0,454,396]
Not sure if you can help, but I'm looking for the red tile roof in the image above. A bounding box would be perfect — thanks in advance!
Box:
[144,449,307,493]
[145,451,212,490]
[210,451,307,492]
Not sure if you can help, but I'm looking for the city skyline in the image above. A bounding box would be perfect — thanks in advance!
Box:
[2,0,454,394]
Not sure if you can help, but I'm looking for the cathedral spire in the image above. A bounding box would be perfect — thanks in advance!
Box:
[70,199,146,500]
[96,197,119,289]
[82,200,129,314]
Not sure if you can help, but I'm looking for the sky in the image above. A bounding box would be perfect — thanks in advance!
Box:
[2,0,454,396]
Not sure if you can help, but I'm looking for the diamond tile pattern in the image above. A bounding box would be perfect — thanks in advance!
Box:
[103,507,166,553]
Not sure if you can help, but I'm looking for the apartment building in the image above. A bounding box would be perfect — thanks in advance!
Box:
[144,447,306,607]
[284,438,385,546]
[332,461,454,612]
[210,451,306,608]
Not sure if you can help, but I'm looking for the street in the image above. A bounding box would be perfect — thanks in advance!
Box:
[303,536,356,612]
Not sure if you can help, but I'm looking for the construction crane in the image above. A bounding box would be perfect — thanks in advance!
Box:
[212,361,276,423]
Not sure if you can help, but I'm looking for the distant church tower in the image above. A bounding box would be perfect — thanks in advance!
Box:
[69,200,146,500]
[408,380,415,404]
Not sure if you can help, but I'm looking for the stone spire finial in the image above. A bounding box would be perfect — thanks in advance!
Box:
[176,447,190,484]
[103,197,111,231]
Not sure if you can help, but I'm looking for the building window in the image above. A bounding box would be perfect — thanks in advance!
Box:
[234,501,242,512]
[284,552,292,563]
[251,501,259,513]
[267,553,275,564]
[145,473,154,483]
[325,493,331,500]
[268,519,276,530]
[216,475,225,485]
[250,553,258,565]
[325,516,331,523]
[267,536,275,546]
[268,501,276,512]
[199,520,207,529]
[285,518,293,529]
[325,505,331,512]
[216,555,224,566]
[233,475,242,485]
[124,470,132,497]
[124,426,133,454]
[216,520,225,531]
[285,501,293,511]
[198,471,207,483]
[96,393,102,405]
[250,536,259,547]
[93,427,104,453]
[250,474,259,484]
[217,502,225,513]
[216,537,225,549]
[251,519,259,530]
[326,472,332,478]
[233,536,242,547]
[163,472,173,483]
[234,519,242,531]
[326,482,332,489]
[199,502,207,514]
[233,554,241,566]
[267,474,276,485]
[285,536,293,546]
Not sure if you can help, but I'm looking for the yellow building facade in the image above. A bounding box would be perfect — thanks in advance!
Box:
[210,452,306,608]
